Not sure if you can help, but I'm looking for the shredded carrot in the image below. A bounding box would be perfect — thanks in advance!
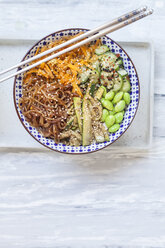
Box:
[40,62,45,69]
[44,64,54,79]
[81,46,87,57]
[68,64,81,72]
[26,34,101,97]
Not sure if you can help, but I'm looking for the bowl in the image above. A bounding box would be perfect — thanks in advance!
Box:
[13,28,140,154]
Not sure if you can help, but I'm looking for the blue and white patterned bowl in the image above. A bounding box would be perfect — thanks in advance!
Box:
[13,28,140,154]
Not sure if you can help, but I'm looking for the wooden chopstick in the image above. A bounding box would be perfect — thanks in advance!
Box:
[0,7,153,84]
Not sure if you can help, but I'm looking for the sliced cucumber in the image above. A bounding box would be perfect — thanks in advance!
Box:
[101,62,119,71]
[79,69,91,83]
[100,59,111,70]
[94,86,104,100]
[92,60,100,74]
[118,68,128,77]
[113,75,123,92]
[95,45,110,55]
[100,53,118,71]
[100,85,107,97]
[114,64,120,71]
[90,70,100,83]
[116,59,123,65]
[104,51,118,61]
[121,77,131,92]
[82,98,92,146]
[73,97,82,133]
[100,71,114,89]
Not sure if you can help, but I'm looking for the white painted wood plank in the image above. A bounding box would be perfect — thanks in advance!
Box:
[0,146,165,247]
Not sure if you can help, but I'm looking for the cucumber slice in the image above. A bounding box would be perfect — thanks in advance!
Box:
[73,97,82,133]
[100,59,111,70]
[118,69,128,77]
[90,70,100,83]
[79,69,91,83]
[100,71,114,89]
[113,75,123,92]
[92,60,100,74]
[104,51,117,61]
[95,86,104,100]
[116,59,123,65]
[95,45,110,55]
[121,77,131,92]
[100,86,107,97]
[114,64,120,71]
[82,98,92,146]
[100,53,118,70]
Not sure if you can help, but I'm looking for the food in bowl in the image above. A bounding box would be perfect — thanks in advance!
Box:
[19,34,132,147]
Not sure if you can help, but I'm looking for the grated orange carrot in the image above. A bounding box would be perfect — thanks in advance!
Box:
[26,34,101,97]
[68,63,81,72]
[44,63,54,79]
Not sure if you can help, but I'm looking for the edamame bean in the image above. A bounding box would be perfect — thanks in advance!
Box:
[109,123,120,133]
[123,92,130,105]
[105,115,115,128]
[101,109,109,122]
[115,112,124,124]
[100,86,107,97]
[113,91,123,104]
[101,98,113,111]
[105,90,115,101]
[115,100,126,112]
[109,110,116,115]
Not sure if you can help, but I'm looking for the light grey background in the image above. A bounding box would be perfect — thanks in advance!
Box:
[0,0,165,247]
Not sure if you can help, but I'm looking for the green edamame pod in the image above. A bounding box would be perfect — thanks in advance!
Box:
[101,109,109,122]
[109,123,120,133]
[113,91,123,104]
[105,90,115,101]
[100,86,107,97]
[115,100,126,112]
[101,98,114,111]
[115,112,124,124]
[105,115,115,128]
[123,92,130,105]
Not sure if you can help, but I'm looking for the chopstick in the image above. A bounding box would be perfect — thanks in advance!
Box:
[0,7,153,84]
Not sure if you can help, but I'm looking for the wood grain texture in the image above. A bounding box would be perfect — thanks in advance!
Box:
[0,0,165,247]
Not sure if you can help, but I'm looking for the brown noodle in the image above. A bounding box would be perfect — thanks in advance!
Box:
[19,74,76,142]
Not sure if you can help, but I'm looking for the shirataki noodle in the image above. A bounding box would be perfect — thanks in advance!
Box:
[19,74,75,142]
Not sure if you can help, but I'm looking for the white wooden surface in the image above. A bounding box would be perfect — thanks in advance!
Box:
[0,0,165,247]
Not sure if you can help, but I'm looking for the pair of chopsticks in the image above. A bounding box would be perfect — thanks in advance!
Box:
[0,6,153,84]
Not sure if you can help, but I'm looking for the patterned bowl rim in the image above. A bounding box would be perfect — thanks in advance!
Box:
[13,28,140,155]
